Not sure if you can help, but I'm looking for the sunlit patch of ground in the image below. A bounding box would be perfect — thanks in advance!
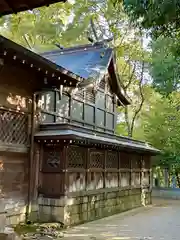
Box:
[9,198,180,240]
[62,199,180,240]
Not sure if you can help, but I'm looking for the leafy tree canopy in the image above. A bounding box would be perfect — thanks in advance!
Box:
[135,91,180,166]
[150,36,180,96]
[122,0,180,36]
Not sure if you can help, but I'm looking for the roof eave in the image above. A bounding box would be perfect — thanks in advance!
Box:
[0,35,82,90]
[109,54,131,106]
[34,123,160,155]
[0,0,66,16]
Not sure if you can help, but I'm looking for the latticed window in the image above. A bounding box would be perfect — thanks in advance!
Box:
[106,151,118,169]
[67,146,85,168]
[85,90,95,104]
[0,109,28,145]
[89,151,104,169]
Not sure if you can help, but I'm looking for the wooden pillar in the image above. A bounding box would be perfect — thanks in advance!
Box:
[64,145,69,195]
[26,93,36,221]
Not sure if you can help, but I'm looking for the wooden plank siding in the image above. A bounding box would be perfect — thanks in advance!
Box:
[38,76,117,134]
[38,143,151,197]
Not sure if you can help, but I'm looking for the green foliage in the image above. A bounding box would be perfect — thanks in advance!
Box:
[150,36,180,96]
[122,0,180,36]
[0,2,75,51]
[135,91,180,166]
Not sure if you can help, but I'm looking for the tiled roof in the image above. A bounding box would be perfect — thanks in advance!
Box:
[35,124,160,154]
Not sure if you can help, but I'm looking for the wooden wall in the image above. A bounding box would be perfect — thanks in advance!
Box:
[0,153,28,222]
[38,144,151,197]
[0,63,33,225]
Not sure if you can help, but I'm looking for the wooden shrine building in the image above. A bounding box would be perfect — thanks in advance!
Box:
[0,35,159,227]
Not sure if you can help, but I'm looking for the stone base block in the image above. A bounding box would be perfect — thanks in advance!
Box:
[38,188,151,226]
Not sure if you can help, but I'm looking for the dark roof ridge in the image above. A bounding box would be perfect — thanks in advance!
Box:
[41,42,111,56]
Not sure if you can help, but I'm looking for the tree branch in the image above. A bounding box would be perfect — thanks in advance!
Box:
[124,62,136,90]
[23,35,32,49]
[124,105,132,137]
[130,60,145,136]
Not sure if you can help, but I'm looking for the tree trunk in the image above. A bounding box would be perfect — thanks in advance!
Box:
[175,171,180,188]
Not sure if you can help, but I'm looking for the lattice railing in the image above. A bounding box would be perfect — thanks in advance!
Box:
[0,109,29,145]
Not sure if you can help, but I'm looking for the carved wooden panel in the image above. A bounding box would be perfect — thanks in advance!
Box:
[87,172,104,190]
[0,109,28,145]
[42,146,61,172]
[68,172,85,192]
[105,172,118,188]
[67,146,86,169]
[106,151,118,169]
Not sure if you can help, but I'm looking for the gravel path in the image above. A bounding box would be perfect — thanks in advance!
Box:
[62,198,180,240]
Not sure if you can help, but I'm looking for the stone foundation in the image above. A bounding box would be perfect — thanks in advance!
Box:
[38,188,151,226]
